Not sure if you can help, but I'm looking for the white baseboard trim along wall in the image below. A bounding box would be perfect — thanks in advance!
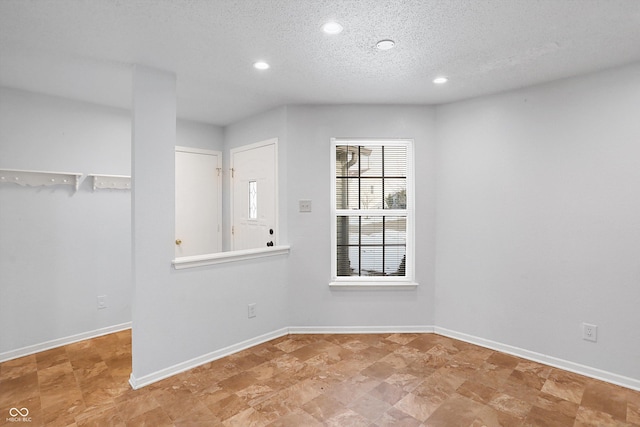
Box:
[130,325,640,392]
[5,323,638,392]
[0,322,132,364]
[433,327,640,393]
[128,326,434,389]
[128,328,289,390]
[288,325,436,335]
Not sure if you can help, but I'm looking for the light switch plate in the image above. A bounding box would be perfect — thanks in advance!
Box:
[299,200,312,213]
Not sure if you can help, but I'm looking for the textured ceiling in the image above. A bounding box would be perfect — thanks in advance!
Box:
[1,0,640,125]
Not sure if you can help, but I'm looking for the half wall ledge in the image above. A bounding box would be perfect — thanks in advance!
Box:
[172,245,290,269]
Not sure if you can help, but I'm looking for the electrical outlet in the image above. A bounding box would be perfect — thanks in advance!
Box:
[248,303,256,318]
[97,295,107,310]
[299,200,312,213]
[582,323,597,342]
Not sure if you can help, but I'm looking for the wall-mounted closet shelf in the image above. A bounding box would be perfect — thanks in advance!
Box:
[0,169,83,191]
[89,174,131,191]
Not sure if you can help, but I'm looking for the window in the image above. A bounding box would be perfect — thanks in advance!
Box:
[331,138,415,285]
[248,180,257,220]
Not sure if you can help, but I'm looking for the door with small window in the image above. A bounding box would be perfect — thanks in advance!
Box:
[230,139,277,251]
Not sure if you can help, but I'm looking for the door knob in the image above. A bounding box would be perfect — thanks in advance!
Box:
[175,239,182,245]
[269,229,274,235]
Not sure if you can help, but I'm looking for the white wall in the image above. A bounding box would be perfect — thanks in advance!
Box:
[131,102,439,383]
[435,63,640,381]
[285,105,437,329]
[177,118,224,151]
[5,62,640,389]
[0,86,227,361]
[131,71,290,383]
[0,88,131,357]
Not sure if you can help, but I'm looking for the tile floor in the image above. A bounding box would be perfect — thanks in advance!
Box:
[1,330,639,426]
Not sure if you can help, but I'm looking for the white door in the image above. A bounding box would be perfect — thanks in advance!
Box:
[231,139,277,251]
[175,147,222,257]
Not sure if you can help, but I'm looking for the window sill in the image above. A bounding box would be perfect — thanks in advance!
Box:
[172,245,290,269]
[329,281,418,289]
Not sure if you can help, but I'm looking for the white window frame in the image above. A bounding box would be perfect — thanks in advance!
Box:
[330,138,417,288]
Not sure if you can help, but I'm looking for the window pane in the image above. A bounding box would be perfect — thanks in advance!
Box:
[248,180,257,219]
[385,246,406,276]
[336,250,353,277]
[336,178,350,209]
[336,216,360,245]
[384,178,406,209]
[383,145,407,177]
[361,246,383,276]
[336,145,361,177]
[384,217,406,244]
[361,216,383,244]
[359,146,378,178]
[336,178,359,209]
[360,178,383,209]
[336,216,348,244]
[336,216,358,276]
[335,145,349,176]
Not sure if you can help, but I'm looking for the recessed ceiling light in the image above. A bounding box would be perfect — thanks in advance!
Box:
[433,76,448,84]
[376,39,395,50]
[322,21,343,35]
[253,61,270,70]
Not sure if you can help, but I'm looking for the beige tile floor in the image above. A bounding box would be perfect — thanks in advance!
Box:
[1,329,639,426]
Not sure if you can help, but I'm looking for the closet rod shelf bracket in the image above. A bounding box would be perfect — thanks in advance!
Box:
[0,169,83,191]
[89,174,131,191]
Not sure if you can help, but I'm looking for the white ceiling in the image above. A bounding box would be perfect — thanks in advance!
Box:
[1,0,639,126]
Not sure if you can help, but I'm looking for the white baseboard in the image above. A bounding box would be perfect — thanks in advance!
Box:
[6,322,638,393]
[129,327,289,390]
[434,326,640,392]
[0,322,132,363]
[289,325,435,334]
[129,326,431,389]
